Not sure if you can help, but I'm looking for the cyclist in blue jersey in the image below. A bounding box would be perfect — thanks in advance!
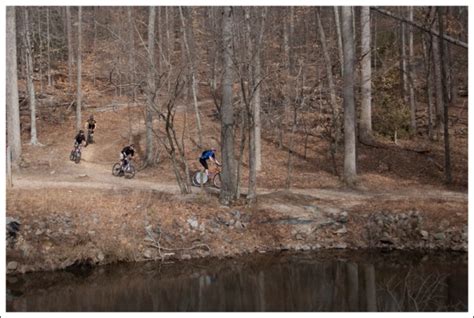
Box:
[199,148,221,176]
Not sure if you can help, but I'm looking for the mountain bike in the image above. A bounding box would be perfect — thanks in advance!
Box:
[69,144,82,164]
[112,159,136,179]
[191,166,221,188]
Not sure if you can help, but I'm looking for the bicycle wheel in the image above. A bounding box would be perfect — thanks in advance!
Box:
[213,173,222,189]
[112,163,122,176]
[74,151,81,164]
[193,171,208,186]
[69,150,75,161]
[124,165,136,179]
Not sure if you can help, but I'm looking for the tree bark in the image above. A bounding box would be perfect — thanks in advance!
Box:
[422,34,434,140]
[66,7,73,92]
[220,6,237,205]
[431,9,444,138]
[23,7,39,145]
[145,6,156,165]
[179,7,203,148]
[76,6,82,131]
[360,6,373,143]
[437,7,452,184]
[247,7,267,203]
[46,8,52,87]
[399,7,407,101]
[7,6,22,164]
[334,6,344,77]
[408,6,417,134]
[342,6,357,187]
[127,8,136,101]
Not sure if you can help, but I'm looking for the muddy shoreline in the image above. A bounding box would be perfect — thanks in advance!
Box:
[6,187,468,275]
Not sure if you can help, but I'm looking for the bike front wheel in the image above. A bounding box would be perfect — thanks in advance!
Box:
[213,173,222,189]
[74,151,81,164]
[124,165,136,179]
[112,163,122,176]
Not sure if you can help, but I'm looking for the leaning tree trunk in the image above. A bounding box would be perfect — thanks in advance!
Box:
[341,6,357,187]
[220,6,237,205]
[437,7,452,184]
[23,7,39,145]
[76,6,82,131]
[359,6,373,143]
[7,6,22,164]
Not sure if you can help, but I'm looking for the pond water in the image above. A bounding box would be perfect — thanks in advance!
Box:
[7,250,467,312]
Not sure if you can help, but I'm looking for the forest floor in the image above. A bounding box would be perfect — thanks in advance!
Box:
[6,90,468,274]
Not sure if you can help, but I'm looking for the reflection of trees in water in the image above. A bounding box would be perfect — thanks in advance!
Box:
[377,269,466,311]
[7,253,467,312]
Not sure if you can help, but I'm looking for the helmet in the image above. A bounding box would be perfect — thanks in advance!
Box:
[79,130,84,134]
[130,144,135,148]
[211,147,217,152]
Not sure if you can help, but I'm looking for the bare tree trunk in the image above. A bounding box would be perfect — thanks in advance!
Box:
[145,6,156,166]
[408,6,416,134]
[342,6,357,187]
[289,6,295,75]
[334,6,344,77]
[316,8,340,173]
[92,8,97,86]
[422,34,434,140]
[37,8,44,94]
[431,11,444,138]
[76,6,82,131]
[437,7,452,184]
[179,7,203,148]
[220,6,237,205]
[164,7,170,90]
[23,8,39,145]
[66,6,73,92]
[46,8,52,87]
[283,9,290,73]
[127,8,136,101]
[360,6,373,143]
[7,6,22,165]
[399,7,407,101]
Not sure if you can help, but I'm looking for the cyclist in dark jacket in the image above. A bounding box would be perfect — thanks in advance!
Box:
[199,148,221,176]
[74,130,86,148]
[121,144,135,167]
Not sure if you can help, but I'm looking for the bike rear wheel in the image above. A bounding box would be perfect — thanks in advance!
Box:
[213,173,222,189]
[192,171,208,186]
[74,151,81,164]
[124,165,136,179]
[112,163,122,176]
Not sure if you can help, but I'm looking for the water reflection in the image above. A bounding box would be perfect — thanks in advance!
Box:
[7,250,467,312]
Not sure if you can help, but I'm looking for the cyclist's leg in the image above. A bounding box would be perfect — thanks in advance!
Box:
[199,158,209,176]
